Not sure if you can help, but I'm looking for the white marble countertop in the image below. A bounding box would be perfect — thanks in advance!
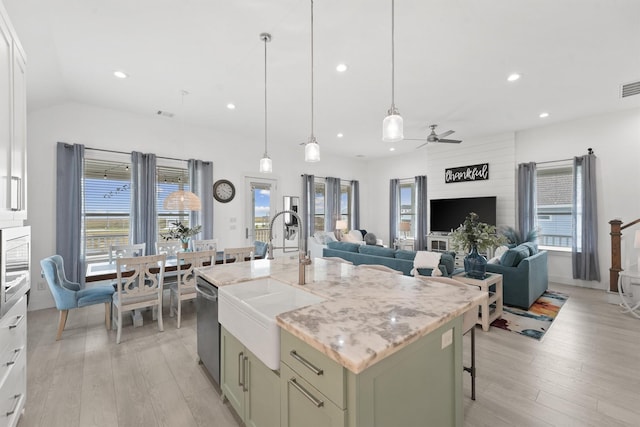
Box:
[197,257,486,374]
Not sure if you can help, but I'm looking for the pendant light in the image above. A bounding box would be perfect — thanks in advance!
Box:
[259,33,273,173]
[382,0,403,142]
[304,0,320,162]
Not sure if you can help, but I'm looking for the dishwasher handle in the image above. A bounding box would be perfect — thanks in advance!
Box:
[195,283,218,302]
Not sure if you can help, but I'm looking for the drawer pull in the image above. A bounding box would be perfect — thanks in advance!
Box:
[6,394,22,416]
[242,355,249,392]
[290,350,323,376]
[288,378,324,408]
[8,315,25,330]
[5,348,22,366]
[238,352,244,388]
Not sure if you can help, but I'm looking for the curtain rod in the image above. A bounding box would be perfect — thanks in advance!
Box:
[86,146,193,163]
[535,148,594,166]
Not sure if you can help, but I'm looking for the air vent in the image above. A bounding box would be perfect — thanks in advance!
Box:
[621,80,640,98]
[156,110,174,118]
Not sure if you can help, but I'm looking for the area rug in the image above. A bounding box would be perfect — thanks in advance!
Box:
[490,290,569,340]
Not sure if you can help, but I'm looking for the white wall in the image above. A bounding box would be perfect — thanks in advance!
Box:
[26,102,367,310]
[365,133,516,245]
[515,107,640,290]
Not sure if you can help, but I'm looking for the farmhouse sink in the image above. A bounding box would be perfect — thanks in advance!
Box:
[218,278,325,370]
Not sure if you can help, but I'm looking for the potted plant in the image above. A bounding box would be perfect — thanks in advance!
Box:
[161,221,202,250]
[450,212,506,278]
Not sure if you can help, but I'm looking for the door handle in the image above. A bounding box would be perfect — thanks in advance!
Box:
[238,352,244,388]
[242,355,249,392]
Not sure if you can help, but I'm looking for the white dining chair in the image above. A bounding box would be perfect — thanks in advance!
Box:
[169,249,216,328]
[108,243,146,263]
[193,239,218,252]
[223,246,254,264]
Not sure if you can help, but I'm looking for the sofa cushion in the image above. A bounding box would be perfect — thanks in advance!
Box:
[359,245,396,258]
[327,241,361,252]
[520,241,538,256]
[314,231,337,244]
[500,245,530,267]
[394,250,416,261]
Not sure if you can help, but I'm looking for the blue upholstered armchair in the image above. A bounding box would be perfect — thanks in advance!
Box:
[254,241,268,258]
[40,255,115,340]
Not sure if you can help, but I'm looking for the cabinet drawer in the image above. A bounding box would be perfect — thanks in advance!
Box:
[0,346,26,427]
[281,363,346,427]
[281,330,345,409]
[0,346,25,390]
[0,296,27,353]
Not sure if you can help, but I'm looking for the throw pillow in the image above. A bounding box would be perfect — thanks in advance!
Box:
[364,233,377,245]
[488,256,501,264]
[494,245,509,259]
[521,241,538,256]
[500,245,529,267]
[327,241,360,253]
[359,245,396,258]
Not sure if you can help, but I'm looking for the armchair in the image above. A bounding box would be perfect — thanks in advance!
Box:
[40,255,115,340]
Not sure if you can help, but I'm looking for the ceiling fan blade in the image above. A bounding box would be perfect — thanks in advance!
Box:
[436,138,462,144]
[404,138,428,142]
[437,130,454,138]
[416,142,429,149]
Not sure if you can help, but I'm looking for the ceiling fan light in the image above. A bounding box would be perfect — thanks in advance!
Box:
[383,112,404,142]
[259,154,272,173]
[305,137,320,162]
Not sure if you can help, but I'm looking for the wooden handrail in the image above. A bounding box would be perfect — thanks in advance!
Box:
[609,218,640,292]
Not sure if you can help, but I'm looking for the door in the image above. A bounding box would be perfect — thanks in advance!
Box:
[220,327,246,418]
[245,177,277,246]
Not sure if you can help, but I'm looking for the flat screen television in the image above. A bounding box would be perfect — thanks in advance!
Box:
[430,196,497,233]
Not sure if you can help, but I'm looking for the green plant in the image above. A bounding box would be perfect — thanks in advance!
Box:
[450,212,506,253]
[500,226,538,245]
[161,221,202,242]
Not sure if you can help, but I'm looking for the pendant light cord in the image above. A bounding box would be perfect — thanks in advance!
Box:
[391,0,395,110]
[264,35,268,155]
[310,0,315,138]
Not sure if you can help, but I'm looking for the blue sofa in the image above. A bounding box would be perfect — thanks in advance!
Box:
[486,242,548,309]
[322,241,456,277]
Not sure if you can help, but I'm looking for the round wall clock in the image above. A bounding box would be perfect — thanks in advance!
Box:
[213,179,236,203]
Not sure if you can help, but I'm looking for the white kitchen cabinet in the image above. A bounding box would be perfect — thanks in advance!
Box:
[0,295,27,427]
[0,2,27,225]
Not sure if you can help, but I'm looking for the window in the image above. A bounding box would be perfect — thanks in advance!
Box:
[398,180,415,238]
[84,156,132,262]
[314,180,326,231]
[156,162,191,243]
[536,164,573,249]
[339,182,351,225]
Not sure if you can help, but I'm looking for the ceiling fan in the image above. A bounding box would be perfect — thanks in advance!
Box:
[406,125,462,148]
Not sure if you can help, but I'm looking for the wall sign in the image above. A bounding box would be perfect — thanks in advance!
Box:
[445,163,489,183]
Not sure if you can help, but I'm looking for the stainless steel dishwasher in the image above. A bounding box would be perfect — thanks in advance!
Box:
[196,276,220,385]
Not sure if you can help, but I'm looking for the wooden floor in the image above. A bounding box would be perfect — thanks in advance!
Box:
[18,283,640,427]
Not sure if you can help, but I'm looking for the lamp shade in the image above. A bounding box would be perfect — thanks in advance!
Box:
[383,113,404,142]
[399,221,411,232]
[335,220,348,231]
[635,230,640,249]
[259,155,272,173]
[163,190,201,211]
[305,140,320,162]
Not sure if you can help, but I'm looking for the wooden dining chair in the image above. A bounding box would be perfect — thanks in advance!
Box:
[112,254,166,344]
[169,249,216,328]
[223,246,254,264]
[155,240,182,258]
[108,243,146,263]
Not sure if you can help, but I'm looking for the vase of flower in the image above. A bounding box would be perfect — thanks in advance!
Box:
[180,238,190,251]
[161,221,202,252]
[464,245,488,279]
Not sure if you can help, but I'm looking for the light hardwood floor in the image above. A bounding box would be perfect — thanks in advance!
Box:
[18,283,640,427]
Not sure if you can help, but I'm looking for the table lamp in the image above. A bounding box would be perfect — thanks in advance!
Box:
[335,220,348,240]
[635,230,640,270]
[399,221,411,239]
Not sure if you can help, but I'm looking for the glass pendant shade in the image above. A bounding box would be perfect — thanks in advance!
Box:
[382,110,404,142]
[259,155,272,173]
[305,138,320,162]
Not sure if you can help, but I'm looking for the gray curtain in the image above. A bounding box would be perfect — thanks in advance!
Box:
[188,159,213,239]
[350,180,360,230]
[415,175,428,251]
[56,142,85,285]
[517,162,537,236]
[131,151,157,254]
[301,174,315,237]
[325,177,340,232]
[389,179,399,245]
[572,154,600,281]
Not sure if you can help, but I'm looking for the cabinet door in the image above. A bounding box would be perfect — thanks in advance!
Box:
[11,41,26,218]
[220,327,245,418]
[245,353,280,427]
[281,363,345,427]
[0,14,12,218]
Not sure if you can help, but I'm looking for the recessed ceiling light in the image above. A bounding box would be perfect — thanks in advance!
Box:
[389,147,395,152]
[337,133,344,138]
[113,71,128,79]
[539,112,549,118]
[507,73,521,82]
[336,63,348,72]
[226,103,236,110]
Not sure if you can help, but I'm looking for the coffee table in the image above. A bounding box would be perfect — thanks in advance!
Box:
[452,272,503,331]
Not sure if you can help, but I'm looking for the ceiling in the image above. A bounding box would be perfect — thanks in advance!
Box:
[5,0,640,159]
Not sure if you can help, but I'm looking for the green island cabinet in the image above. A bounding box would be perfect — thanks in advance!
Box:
[280,315,464,427]
[220,327,281,427]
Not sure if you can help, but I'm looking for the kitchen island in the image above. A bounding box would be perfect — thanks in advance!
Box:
[197,257,486,427]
